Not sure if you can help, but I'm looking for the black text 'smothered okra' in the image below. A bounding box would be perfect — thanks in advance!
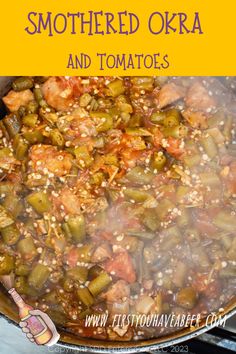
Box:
[0,76,235,340]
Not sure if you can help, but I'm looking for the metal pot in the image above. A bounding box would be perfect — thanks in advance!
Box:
[0,76,235,353]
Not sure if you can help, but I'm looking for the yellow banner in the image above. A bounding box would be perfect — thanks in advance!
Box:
[0,0,235,75]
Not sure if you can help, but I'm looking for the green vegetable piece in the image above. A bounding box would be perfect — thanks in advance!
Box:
[125,127,152,136]
[74,146,93,168]
[13,135,29,160]
[33,87,43,103]
[43,290,58,304]
[12,77,34,91]
[126,166,154,185]
[143,209,160,231]
[67,266,88,283]
[0,254,14,275]
[50,129,64,147]
[163,109,181,127]
[151,152,167,171]
[76,244,93,263]
[161,226,181,251]
[63,278,74,292]
[156,199,175,220]
[0,205,14,229]
[176,186,191,203]
[107,79,125,97]
[26,191,51,214]
[128,114,142,127]
[90,112,113,132]
[15,263,31,276]
[77,287,94,307]
[28,264,50,290]
[150,111,166,124]
[79,93,92,107]
[66,215,86,243]
[90,172,105,186]
[131,77,154,90]
[3,194,23,218]
[88,272,112,296]
[2,113,21,137]
[17,237,37,261]
[0,182,15,196]
[183,154,201,168]
[163,124,188,139]
[18,106,27,118]
[22,114,38,127]
[15,276,38,296]
[127,230,155,240]
[123,188,150,203]
[1,224,20,246]
[26,100,39,114]
[223,115,233,141]
[23,130,44,144]
[201,134,218,159]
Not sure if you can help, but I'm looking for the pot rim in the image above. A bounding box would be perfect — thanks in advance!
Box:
[1,297,236,353]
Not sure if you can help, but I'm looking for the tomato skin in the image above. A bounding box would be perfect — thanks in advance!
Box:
[104,251,136,283]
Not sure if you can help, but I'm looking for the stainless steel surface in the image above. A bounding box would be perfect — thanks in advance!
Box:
[225,316,236,334]
[196,332,236,352]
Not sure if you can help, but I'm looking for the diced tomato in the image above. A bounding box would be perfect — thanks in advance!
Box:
[125,217,142,230]
[165,137,184,159]
[121,148,143,168]
[104,251,136,283]
[99,231,114,241]
[65,247,79,268]
[192,273,221,299]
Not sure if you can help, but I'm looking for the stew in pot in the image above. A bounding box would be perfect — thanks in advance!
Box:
[0,76,235,341]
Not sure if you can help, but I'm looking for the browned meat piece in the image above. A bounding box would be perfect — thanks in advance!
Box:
[102,280,130,302]
[185,82,216,111]
[3,89,34,112]
[91,243,112,262]
[157,83,185,109]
